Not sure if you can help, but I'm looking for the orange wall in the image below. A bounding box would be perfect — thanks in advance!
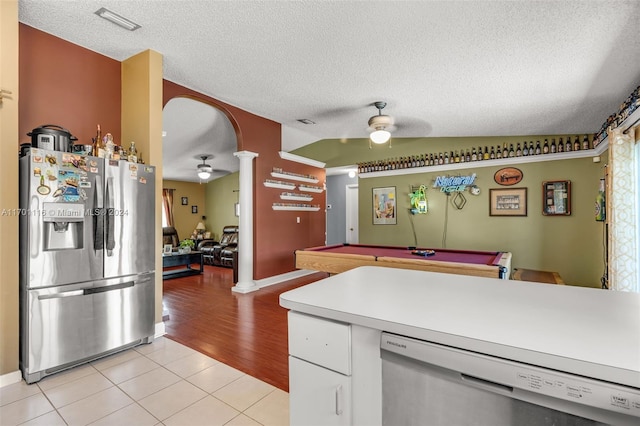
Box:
[19,24,121,149]
[162,84,327,279]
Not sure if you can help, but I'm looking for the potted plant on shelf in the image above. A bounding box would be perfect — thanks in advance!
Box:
[179,239,195,254]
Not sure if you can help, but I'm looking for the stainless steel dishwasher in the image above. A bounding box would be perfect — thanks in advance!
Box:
[381,332,640,426]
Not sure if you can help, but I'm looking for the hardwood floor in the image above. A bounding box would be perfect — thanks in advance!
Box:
[162,264,328,392]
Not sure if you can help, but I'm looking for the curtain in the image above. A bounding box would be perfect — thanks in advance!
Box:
[162,188,175,227]
[606,125,639,292]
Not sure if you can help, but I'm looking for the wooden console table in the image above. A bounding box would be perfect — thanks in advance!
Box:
[162,251,204,280]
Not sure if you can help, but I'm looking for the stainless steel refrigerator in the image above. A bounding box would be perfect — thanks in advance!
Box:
[19,148,156,384]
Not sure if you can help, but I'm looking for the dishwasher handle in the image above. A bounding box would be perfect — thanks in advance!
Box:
[461,373,514,395]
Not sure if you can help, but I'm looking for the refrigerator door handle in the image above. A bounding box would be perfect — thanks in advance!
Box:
[93,174,104,250]
[105,177,116,254]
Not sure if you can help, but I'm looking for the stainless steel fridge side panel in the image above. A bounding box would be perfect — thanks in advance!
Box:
[19,151,104,289]
[21,272,155,384]
[104,161,155,278]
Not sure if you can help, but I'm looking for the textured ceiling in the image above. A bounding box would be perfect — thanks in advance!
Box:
[18,0,640,182]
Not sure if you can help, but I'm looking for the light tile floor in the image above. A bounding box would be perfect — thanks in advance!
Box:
[0,337,289,426]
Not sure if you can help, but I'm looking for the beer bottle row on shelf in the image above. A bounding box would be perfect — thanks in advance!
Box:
[357,135,592,174]
[593,85,639,147]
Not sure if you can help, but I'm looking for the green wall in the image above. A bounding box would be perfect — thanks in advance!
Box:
[294,135,608,288]
[204,172,239,240]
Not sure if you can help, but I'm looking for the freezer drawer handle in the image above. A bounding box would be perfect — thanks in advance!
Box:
[38,281,135,300]
[38,290,84,300]
[84,281,134,295]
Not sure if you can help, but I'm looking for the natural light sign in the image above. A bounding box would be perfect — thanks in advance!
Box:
[433,174,477,193]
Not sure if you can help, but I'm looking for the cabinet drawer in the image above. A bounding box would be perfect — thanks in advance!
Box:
[288,311,351,375]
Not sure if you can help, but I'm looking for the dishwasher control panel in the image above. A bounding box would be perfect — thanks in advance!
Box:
[381,332,640,423]
[515,367,640,417]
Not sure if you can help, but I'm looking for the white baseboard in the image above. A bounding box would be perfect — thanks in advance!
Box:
[155,321,166,338]
[0,370,22,388]
[254,269,318,289]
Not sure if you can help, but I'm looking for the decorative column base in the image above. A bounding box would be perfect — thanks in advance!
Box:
[231,283,259,294]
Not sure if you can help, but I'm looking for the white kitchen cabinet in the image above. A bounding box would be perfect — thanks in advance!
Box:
[288,311,352,426]
[289,356,351,426]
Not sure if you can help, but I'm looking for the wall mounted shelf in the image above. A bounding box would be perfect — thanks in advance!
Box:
[272,205,321,211]
[358,144,608,179]
[281,193,314,201]
[298,185,324,193]
[271,171,319,184]
[279,151,326,168]
[264,180,296,190]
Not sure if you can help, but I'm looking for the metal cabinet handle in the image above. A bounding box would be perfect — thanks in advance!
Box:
[335,384,343,415]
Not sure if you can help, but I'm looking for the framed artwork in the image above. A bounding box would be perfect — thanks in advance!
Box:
[373,186,396,224]
[489,187,527,216]
[543,180,571,215]
[163,244,172,254]
[192,205,198,214]
[181,196,188,205]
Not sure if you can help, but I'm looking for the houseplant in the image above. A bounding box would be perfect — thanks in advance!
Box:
[179,239,195,253]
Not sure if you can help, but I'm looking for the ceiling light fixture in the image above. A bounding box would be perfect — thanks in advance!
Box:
[197,155,213,180]
[95,7,141,31]
[297,119,316,125]
[367,101,394,148]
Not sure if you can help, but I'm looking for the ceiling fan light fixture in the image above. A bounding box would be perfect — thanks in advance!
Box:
[367,101,394,146]
[370,129,391,144]
[196,155,213,180]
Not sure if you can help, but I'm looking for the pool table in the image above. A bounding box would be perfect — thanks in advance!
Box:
[295,243,512,279]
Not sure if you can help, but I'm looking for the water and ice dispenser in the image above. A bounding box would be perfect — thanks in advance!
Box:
[42,202,84,250]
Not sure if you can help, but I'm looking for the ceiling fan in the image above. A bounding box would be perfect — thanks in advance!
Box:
[196,155,213,180]
[367,101,395,148]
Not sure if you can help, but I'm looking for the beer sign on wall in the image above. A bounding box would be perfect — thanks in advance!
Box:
[433,173,480,210]
[494,167,523,186]
[433,173,477,193]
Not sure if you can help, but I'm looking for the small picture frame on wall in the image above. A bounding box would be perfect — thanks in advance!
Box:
[192,205,198,214]
[489,187,527,216]
[543,180,571,215]
[181,197,188,205]
[373,186,396,225]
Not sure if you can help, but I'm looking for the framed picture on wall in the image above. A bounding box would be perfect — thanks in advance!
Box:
[181,197,188,205]
[192,205,198,214]
[373,186,396,225]
[489,187,527,216]
[542,180,571,215]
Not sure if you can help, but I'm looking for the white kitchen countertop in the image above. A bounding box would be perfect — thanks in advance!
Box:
[280,266,640,388]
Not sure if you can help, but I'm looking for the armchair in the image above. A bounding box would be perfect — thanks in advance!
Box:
[162,227,180,248]
[201,226,238,267]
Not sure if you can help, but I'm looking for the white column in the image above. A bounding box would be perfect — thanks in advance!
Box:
[232,150,259,293]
